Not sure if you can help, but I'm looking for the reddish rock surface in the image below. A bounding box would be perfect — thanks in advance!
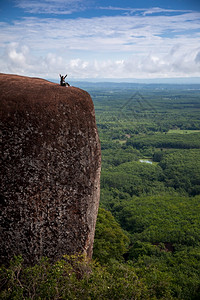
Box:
[0,73,101,265]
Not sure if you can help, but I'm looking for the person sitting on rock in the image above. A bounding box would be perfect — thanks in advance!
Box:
[59,74,70,87]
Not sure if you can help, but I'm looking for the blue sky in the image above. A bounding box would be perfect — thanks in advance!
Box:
[0,0,200,81]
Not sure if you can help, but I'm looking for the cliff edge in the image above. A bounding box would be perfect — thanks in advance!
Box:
[0,73,101,265]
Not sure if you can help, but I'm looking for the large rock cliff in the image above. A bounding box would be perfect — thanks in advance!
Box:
[0,73,101,265]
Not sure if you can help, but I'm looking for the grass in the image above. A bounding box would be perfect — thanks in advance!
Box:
[168,129,200,134]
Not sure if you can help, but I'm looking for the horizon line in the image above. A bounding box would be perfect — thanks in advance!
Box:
[49,77,200,84]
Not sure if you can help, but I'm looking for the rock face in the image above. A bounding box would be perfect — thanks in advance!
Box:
[0,73,101,265]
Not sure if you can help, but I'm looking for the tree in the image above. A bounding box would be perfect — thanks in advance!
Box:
[93,208,130,264]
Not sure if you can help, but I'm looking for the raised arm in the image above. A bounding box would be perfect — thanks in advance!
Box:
[64,74,67,79]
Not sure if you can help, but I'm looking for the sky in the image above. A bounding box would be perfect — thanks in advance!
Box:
[0,0,200,81]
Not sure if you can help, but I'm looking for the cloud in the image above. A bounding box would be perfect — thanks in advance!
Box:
[195,51,200,63]
[1,43,67,77]
[0,10,200,79]
[15,0,88,14]
[1,12,200,51]
[2,41,200,79]
[99,6,192,16]
[141,7,192,15]
[3,43,30,73]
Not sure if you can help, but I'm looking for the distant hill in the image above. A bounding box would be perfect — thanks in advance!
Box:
[48,78,200,90]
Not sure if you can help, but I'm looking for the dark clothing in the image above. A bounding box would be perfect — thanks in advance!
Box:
[60,74,67,86]
[60,77,66,86]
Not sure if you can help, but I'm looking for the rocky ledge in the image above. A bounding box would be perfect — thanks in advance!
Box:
[0,74,101,265]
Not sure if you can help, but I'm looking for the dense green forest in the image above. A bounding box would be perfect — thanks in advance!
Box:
[92,84,200,299]
[1,83,200,299]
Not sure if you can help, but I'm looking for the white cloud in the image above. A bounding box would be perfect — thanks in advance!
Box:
[99,6,192,16]
[15,0,88,14]
[1,12,200,52]
[2,42,199,79]
[0,10,200,79]
[141,7,192,16]
[195,51,200,63]
[2,43,30,73]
